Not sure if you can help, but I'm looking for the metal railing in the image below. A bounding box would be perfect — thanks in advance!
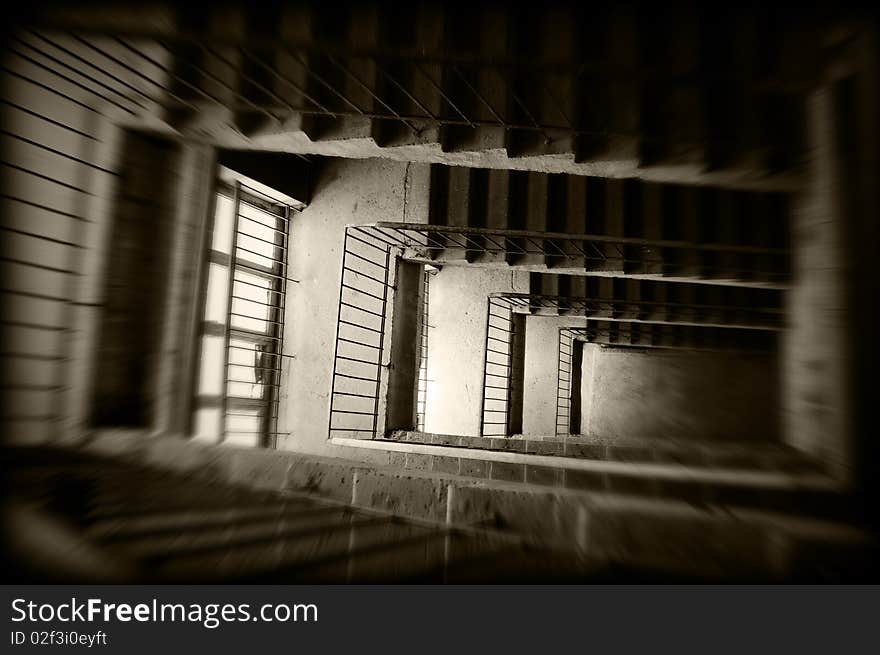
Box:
[0,52,114,438]
[554,322,779,435]
[487,291,785,331]
[329,222,789,286]
[327,226,396,440]
[204,180,295,447]
[11,10,816,161]
[327,224,787,441]
[478,295,521,438]
[415,267,432,431]
[2,24,739,150]
[555,327,582,436]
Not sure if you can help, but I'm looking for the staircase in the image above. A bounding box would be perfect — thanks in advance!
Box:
[378,430,877,581]
[23,2,840,190]
[3,445,593,583]
[5,442,877,582]
[421,169,790,287]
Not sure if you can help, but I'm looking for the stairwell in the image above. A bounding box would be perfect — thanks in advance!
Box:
[3,1,877,582]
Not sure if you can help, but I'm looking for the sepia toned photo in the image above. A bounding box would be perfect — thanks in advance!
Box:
[2,0,878,585]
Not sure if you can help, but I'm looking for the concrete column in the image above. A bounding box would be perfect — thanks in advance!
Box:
[603,179,625,272]
[384,260,424,432]
[579,344,599,437]
[88,132,181,429]
[641,182,663,275]
[506,313,527,436]
[568,339,584,434]
[61,121,124,442]
[154,143,217,437]
[846,27,879,519]
[782,87,851,481]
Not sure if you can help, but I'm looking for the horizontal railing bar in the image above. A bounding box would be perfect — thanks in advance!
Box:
[232,260,295,282]
[338,319,383,334]
[236,213,287,235]
[342,265,390,287]
[234,242,286,265]
[339,301,384,318]
[0,161,96,195]
[231,295,282,309]
[232,277,284,296]
[341,283,387,303]
[335,354,381,366]
[337,335,381,350]
[345,231,389,253]
[238,182,298,211]
[230,312,282,327]
[228,345,294,358]
[5,41,139,116]
[0,257,78,275]
[0,64,107,117]
[236,229,287,251]
[2,226,85,248]
[343,248,388,273]
[0,193,89,222]
[226,379,280,387]
[332,372,378,383]
[367,222,789,255]
[332,391,376,399]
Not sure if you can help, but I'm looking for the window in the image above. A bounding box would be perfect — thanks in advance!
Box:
[193,178,293,448]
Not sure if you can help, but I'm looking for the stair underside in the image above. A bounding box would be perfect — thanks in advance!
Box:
[161,119,805,193]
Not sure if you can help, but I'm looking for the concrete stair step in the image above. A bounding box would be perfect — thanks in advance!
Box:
[111,506,358,560]
[379,433,848,522]
[86,500,342,541]
[389,431,818,471]
[16,440,871,582]
[152,517,425,582]
[447,482,878,581]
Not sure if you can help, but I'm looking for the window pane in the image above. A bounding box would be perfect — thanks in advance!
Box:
[227,381,263,399]
[197,336,224,396]
[227,411,261,433]
[211,194,235,254]
[237,201,283,269]
[204,263,230,324]
[193,408,221,442]
[224,432,260,448]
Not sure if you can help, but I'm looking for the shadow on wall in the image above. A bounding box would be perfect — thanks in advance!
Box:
[580,346,781,443]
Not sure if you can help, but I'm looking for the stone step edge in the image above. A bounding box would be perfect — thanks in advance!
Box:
[387,430,822,470]
[335,436,839,491]
[72,432,862,543]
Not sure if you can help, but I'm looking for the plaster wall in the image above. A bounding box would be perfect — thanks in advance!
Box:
[581,345,781,444]
[423,267,529,437]
[521,316,589,436]
[276,157,430,460]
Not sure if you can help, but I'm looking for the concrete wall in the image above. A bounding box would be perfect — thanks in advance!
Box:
[1,43,127,445]
[782,88,852,479]
[580,345,781,444]
[276,157,430,459]
[423,267,529,436]
[521,316,588,436]
[0,36,210,448]
[90,133,180,427]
